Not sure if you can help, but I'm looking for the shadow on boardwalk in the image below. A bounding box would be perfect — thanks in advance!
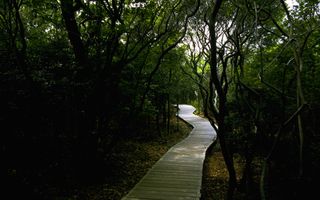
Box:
[122,104,216,200]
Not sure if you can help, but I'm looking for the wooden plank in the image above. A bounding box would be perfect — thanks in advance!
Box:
[122,104,216,200]
[137,181,200,190]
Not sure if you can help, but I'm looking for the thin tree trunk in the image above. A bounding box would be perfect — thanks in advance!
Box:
[208,1,237,199]
[293,49,305,177]
[167,94,171,134]
[61,0,88,70]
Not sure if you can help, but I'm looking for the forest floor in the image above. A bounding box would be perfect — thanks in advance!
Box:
[60,118,192,200]
[57,115,262,200]
[201,144,262,200]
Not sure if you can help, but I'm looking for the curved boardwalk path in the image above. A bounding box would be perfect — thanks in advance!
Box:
[122,104,216,200]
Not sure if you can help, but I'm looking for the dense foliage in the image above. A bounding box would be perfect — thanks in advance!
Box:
[1,0,320,199]
[185,0,320,199]
[1,0,197,199]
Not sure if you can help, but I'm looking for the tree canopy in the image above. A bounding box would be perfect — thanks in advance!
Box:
[1,0,320,199]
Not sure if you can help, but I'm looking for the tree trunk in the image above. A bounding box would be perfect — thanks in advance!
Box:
[217,118,237,199]
[208,1,237,199]
[60,0,88,71]
[167,94,171,134]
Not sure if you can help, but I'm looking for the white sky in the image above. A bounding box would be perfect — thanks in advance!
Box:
[286,0,299,9]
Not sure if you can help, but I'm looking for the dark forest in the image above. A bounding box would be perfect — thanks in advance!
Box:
[1,0,320,199]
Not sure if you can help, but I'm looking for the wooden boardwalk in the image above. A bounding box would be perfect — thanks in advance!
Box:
[122,104,216,200]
